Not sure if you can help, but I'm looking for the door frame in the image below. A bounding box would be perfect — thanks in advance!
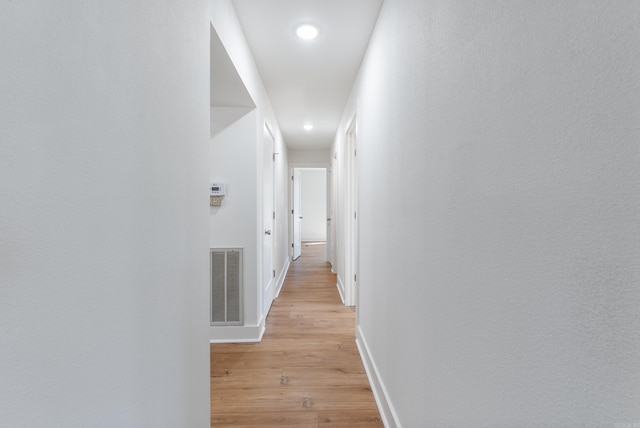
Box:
[328,156,337,269]
[343,115,358,308]
[262,123,276,319]
[289,162,330,262]
[292,169,302,261]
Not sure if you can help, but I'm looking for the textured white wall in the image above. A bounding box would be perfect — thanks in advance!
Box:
[289,149,331,165]
[300,169,327,242]
[209,111,259,326]
[344,1,640,426]
[0,1,210,427]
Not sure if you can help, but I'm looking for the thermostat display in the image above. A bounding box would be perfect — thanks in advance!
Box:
[210,182,227,196]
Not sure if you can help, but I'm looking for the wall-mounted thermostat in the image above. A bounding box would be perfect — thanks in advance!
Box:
[210,183,227,197]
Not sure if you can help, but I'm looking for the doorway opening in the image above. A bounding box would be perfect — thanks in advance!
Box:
[290,167,328,262]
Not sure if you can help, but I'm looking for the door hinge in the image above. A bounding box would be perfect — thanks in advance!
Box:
[354,274,357,282]
[273,269,276,278]
[292,243,294,248]
[354,211,357,220]
[273,211,276,220]
[291,175,294,181]
[291,209,294,214]
[272,153,276,162]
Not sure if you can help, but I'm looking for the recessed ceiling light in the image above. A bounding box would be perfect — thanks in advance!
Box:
[303,124,314,131]
[296,24,319,40]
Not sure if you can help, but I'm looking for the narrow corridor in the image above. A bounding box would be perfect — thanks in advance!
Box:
[211,243,383,427]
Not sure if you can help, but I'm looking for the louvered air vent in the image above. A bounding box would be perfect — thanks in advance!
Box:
[210,248,243,325]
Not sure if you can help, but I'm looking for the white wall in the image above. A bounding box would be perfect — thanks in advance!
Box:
[289,149,330,165]
[336,1,640,426]
[300,169,327,242]
[0,1,211,426]
[209,111,259,327]
[209,0,289,342]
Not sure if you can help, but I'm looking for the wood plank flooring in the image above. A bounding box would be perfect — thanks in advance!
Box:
[211,243,383,428]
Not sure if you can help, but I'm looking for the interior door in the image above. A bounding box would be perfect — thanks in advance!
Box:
[292,169,302,260]
[326,166,332,264]
[345,117,358,307]
[351,133,359,308]
[329,158,337,269]
[262,126,274,317]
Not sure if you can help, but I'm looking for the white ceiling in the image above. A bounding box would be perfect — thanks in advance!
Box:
[231,0,383,150]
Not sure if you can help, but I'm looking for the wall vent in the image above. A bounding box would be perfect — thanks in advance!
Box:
[210,248,243,325]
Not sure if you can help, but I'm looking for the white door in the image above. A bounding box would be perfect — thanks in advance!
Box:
[262,126,275,317]
[351,130,359,308]
[329,157,337,269]
[326,165,333,265]
[345,117,358,307]
[292,169,302,260]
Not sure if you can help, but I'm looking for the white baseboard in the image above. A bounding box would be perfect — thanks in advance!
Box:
[274,257,290,298]
[209,322,265,343]
[356,325,401,428]
[336,275,345,304]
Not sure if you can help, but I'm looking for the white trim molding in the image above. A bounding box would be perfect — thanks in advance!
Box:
[356,325,402,428]
[210,322,265,343]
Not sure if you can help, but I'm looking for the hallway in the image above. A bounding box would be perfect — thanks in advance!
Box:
[210,243,383,427]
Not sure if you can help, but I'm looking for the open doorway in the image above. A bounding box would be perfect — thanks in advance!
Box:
[291,167,327,261]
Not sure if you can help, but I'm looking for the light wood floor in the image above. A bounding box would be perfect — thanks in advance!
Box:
[211,243,383,428]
